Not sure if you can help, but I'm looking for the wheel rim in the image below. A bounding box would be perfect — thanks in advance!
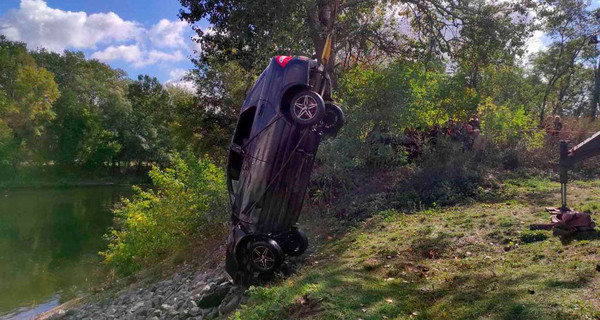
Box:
[293,95,318,120]
[252,245,276,270]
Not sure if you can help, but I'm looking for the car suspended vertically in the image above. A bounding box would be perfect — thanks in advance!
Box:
[224,55,344,282]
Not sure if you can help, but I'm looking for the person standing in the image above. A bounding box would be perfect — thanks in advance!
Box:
[469,113,481,130]
[552,116,563,136]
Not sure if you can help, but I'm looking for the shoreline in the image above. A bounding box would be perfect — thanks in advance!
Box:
[0,175,148,191]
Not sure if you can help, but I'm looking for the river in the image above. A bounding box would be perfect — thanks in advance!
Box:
[0,186,132,320]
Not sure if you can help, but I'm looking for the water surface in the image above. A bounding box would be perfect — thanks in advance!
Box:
[0,186,131,319]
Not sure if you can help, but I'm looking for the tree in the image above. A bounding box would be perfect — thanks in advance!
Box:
[179,0,412,76]
[533,0,594,124]
[0,37,59,167]
[33,50,128,168]
[121,75,172,168]
[180,61,251,163]
[450,0,535,89]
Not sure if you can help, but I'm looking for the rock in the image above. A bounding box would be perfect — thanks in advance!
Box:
[189,307,201,317]
[180,309,191,319]
[130,302,145,313]
[135,307,149,317]
[196,284,231,308]
[45,271,239,320]
[201,308,215,317]
[218,293,241,315]
[176,299,185,310]
[64,309,78,317]
[168,309,180,319]
[152,295,163,308]
[174,274,183,284]
[161,303,172,311]
[187,300,198,309]
[205,307,218,319]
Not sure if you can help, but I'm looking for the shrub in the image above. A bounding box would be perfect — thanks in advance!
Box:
[389,139,490,208]
[100,153,229,275]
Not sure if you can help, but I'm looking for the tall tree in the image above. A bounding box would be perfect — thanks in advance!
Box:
[534,0,594,124]
[0,37,59,167]
[178,0,414,75]
[33,50,129,167]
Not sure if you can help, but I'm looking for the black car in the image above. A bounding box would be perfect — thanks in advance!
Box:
[225,55,343,282]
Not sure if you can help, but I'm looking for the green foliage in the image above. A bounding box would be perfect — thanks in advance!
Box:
[479,98,545,151]
[0,37,60,168]
[0,37,239,182]
[182,61,253,164]
[399,139,488,206]
[100,154,228,275]
[179,0,397,72]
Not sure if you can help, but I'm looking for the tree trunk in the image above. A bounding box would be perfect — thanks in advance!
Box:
[540,88,550,127]
[591,62,600,119]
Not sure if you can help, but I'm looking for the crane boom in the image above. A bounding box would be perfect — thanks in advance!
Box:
[559,132,600,209]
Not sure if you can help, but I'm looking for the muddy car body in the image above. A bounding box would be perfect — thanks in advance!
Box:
[225,56,343,281]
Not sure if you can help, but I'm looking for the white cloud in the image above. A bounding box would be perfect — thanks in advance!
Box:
[165,68,196,92]
[168,68,188,80]
[0,0,141,51]
[149,19,188,48]
[0,0,194,71]
[91,45,185,68]
[91,44,142,63]
[526,30,546,56]
[145,50,185,66]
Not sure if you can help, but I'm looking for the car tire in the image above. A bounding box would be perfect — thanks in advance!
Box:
[248,240,283,272]
[289,90,325,126]
[282,228,309,257]
[321,103,344,136]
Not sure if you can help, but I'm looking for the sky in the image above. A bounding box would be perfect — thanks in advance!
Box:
[1,0,600,87]
[0,0,209,88]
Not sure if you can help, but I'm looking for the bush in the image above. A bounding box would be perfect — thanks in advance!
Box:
[100,153,229,275]
[390,139,490,207]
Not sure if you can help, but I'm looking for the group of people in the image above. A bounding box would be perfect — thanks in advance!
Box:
[400,114,486,161]
[390,114,568,162]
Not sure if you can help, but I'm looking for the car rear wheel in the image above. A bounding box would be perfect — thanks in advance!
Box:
[248,240,283,272]
[289,90,325,126]
[321,103,344,136]
[282,229,308,256]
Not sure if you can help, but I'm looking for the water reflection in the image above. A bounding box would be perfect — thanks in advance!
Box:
[0,186,131,318]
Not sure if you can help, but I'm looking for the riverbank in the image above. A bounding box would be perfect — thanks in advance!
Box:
[37,263,243,320]
[32,177,600,320]
[35,250,312,320]
[0,169,148,190]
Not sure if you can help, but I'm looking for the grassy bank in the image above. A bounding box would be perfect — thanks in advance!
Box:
[234,178,600,320]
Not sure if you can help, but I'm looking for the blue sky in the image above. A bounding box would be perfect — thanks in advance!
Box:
[0,0,209,87]
[1,0,600,85]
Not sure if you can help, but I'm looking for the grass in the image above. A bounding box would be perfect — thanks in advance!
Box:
[232,178,600,320]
